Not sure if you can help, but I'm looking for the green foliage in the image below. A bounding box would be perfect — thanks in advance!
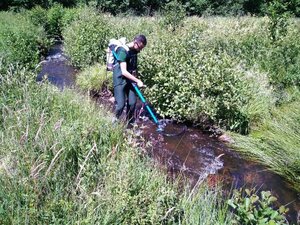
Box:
[0,11,50,71]
[46,3,65,38]
[160,0,186,31]
[228,188,288,225]
[62,13,299,133]
[184,0,209,16]
[61,6,83,28]
[211,0,245,16]
[27,4,82,39]
[1,0,299,16]
[96,0,165,16]
[76,63,113,91]
[139,18,276,133]
[0,65,232,224]
[181,185,233,224]
[0,0,48,11]
[26,5,48,28]
[231,92,300,191]
[266,0,291,42]
[63,7,110,68]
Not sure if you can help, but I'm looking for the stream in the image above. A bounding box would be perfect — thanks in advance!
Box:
[38,42,300,224]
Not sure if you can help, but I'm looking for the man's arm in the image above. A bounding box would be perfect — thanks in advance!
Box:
[120,62,144,87]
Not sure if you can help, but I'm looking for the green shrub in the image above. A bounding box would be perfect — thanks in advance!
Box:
[0,11,49,71]
[61,6,83,29]
[28,5,80,39]
[266,0,290,42]
[76,63,112,91]
[62,14,299,133]
[139,23,268,133]
[228,188,288,225]
[63,7,110,68]
[160,0,186,31]
[46,3,65,38]
[26,5,48,28]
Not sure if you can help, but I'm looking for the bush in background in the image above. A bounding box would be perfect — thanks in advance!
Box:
[63,7,110,68]
[160,0,186,31]
[0,11,49,72]
[46,3,65,38]
[62,13,299,133]
[27,5,83,39]
[139,18,276,133]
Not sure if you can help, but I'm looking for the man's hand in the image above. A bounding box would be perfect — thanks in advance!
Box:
[137,80,144,88]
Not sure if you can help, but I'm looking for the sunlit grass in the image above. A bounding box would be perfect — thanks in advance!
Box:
[0,66,232,224]
[231,91,300,191]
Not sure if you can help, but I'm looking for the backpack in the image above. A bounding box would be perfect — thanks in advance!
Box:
[106,37,129,71]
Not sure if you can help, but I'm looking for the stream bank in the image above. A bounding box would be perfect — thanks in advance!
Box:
[38,42,300,224]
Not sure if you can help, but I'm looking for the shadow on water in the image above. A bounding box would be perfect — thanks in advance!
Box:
[38,43,300,224]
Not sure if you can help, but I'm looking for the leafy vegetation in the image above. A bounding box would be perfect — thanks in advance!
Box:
[2,0,299,17]
[0,11,49,71]
[228,188,289,225]
[0,4,298,224]
[0,64,232,224]
[160,0,186,31]
[27,4,82,39]
[63,7,110,68]
[62,9,300,134]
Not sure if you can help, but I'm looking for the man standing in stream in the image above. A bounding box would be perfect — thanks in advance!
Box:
[112,34,147,125]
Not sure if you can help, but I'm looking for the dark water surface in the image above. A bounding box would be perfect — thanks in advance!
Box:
[38,43,300,224]
[37,41,76,89]
[135,118,300,223]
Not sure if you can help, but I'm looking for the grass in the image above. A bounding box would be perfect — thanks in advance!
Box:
[0,66,232,224]
[75,63,113,92]
[1,8,297,223]
[230,90,300,192]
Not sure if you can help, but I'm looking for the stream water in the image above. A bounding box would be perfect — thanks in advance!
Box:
[38,42,300,224]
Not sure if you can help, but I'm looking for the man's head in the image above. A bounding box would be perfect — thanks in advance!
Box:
[133,34,147,52]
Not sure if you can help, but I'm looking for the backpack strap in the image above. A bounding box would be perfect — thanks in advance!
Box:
[111,45,128,63]
[111,47,120,61]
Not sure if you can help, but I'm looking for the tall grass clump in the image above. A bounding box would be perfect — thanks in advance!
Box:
[180,185,232,224]
[76,63,113,92]
[0,65,232,224]
[230,92,300,191]
[0,11,49,71]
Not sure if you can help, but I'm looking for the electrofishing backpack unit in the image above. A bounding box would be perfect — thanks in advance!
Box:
[106,37,129,71]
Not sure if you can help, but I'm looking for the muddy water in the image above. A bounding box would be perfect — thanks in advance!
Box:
[135,118,299,223]
[38,43,300,224]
